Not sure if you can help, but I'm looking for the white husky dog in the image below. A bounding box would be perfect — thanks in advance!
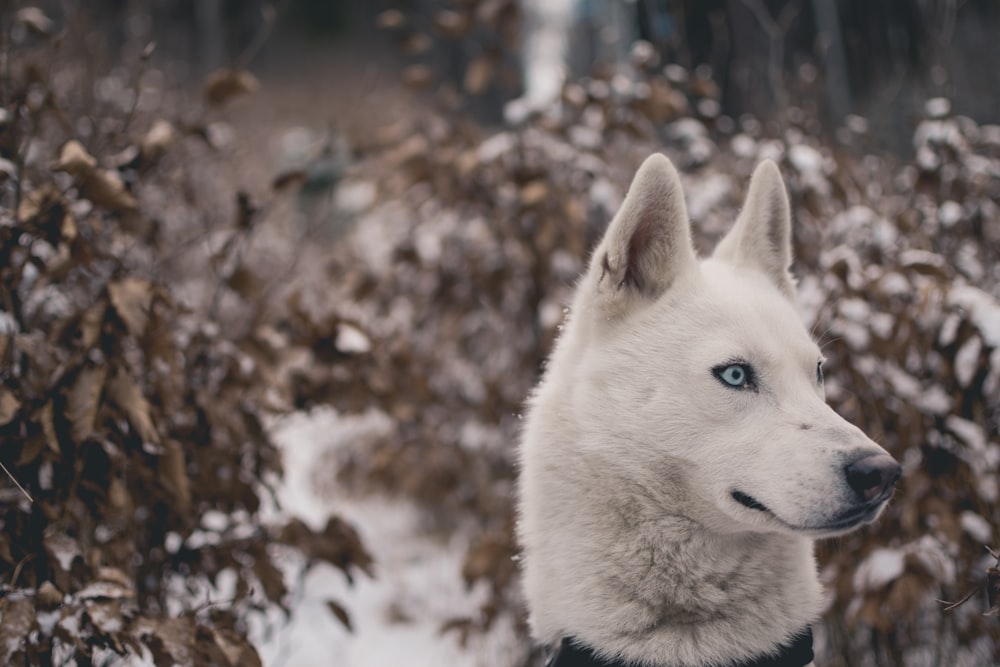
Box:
[517,155,900,667]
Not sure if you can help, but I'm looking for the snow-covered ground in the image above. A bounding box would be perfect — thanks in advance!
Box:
[257,408,523,667]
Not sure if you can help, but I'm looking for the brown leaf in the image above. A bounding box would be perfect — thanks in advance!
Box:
[226,264,262,300]
[135,615,195,665]
[159,439,190,509]
[80,168,139,213]
[15,7,55,36]
[15,184,75,246]
[252,551,287,604]
[140,119,175,162]
[52,140,97,177]
[400,33,433,55]
[77,301,107,349]
[402,65,434,91]
[17,435,43,466]
[375,9,407,29]
[210,628,263,667]
[36,581,63,608]
[44,533,82,573]
[107,368,159,444]
[434,10,471,38]
[108,278,153,337]
[0,388,20,426]
[0,596,36,662]
[325,599,353,632]
[204,69,259,106]
[38,401,60,454]
[519,180,549,207]
[66,365,107,444]
[464,54,495,95]
[271,169,307,193]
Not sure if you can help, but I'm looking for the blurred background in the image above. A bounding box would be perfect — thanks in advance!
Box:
[0,1,998,666]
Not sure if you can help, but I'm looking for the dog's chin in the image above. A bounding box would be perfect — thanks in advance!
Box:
[729,489,892,537]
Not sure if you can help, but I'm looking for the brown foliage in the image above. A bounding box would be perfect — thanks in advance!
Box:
[0,6,370,663]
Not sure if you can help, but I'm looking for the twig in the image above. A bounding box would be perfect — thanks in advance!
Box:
[233,1,291,71]
[0,458,34,503]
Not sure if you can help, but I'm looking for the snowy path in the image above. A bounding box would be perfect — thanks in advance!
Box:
[257,408,523,667]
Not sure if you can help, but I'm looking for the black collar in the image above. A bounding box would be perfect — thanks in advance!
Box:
[546,627,814,667]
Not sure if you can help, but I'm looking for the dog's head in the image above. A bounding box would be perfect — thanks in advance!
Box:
[566,154,900,538]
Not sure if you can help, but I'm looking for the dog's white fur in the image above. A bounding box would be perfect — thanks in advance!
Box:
[517,155,897,666]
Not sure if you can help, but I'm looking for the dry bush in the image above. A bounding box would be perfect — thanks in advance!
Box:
[0,6,371,664]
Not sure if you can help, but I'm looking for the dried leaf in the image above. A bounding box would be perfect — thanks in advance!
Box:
[251,551,287,604]
[107,368,159,444]
[38,401,60,454]
[66,365,107,444]
[434,10,471,38]
[15,7,54,36]
[325,599,353,632]
[0,596,35,662]
[108,278,153,337]
[80,168,139,213]
[519,180,549,207]
[160,439,191,509]
[271,169,307,192]
[136,616,195,665]
[400,33,433,55]
[204,69,260,106]
[140,119,175,162]
[36,581,63,608]
[226,264,262,300]
[464,54,495,95]
[77,301,107,349]
[402,64,434,91]
[44,533,82,573]
[17,435,42,465]
[0,388,21,426]
[52,140,97,177]
[78,579,133,601]
[375,9,407,29]
[210,628,263,667]
[17,186,68,228]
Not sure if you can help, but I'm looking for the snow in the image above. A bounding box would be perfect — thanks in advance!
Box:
[959,512,992,543]
[256,408,523,667]
[853,548,905,592]
[685,172,731,222]
[925,97,952,119]
[938,200,963,227]
[953,335,982,387]
[787,144,824,175]
[947,284,1000,347]
[334,323,372,355]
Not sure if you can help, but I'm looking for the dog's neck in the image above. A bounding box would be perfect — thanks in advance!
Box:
[520,458,826,666]
[547,628,814,667]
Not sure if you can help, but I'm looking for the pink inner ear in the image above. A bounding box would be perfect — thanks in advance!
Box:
[624,211,657,291]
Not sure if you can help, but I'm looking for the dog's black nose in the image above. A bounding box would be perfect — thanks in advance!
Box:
[845,454,901,503]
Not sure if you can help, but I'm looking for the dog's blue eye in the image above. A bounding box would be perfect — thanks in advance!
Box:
[713,363,755,390]
[816,360,824,385]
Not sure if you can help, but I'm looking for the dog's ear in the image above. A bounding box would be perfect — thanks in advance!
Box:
[588,153,696,314]
[713,160,795,296]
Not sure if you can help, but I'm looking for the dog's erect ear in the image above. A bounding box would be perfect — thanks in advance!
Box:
[589,154,696,312]
[713,160,795,296]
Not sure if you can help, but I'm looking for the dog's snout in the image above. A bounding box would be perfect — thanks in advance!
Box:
[845,454,901,503]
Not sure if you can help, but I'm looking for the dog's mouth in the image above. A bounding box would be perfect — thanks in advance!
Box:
[730,489,891,534]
